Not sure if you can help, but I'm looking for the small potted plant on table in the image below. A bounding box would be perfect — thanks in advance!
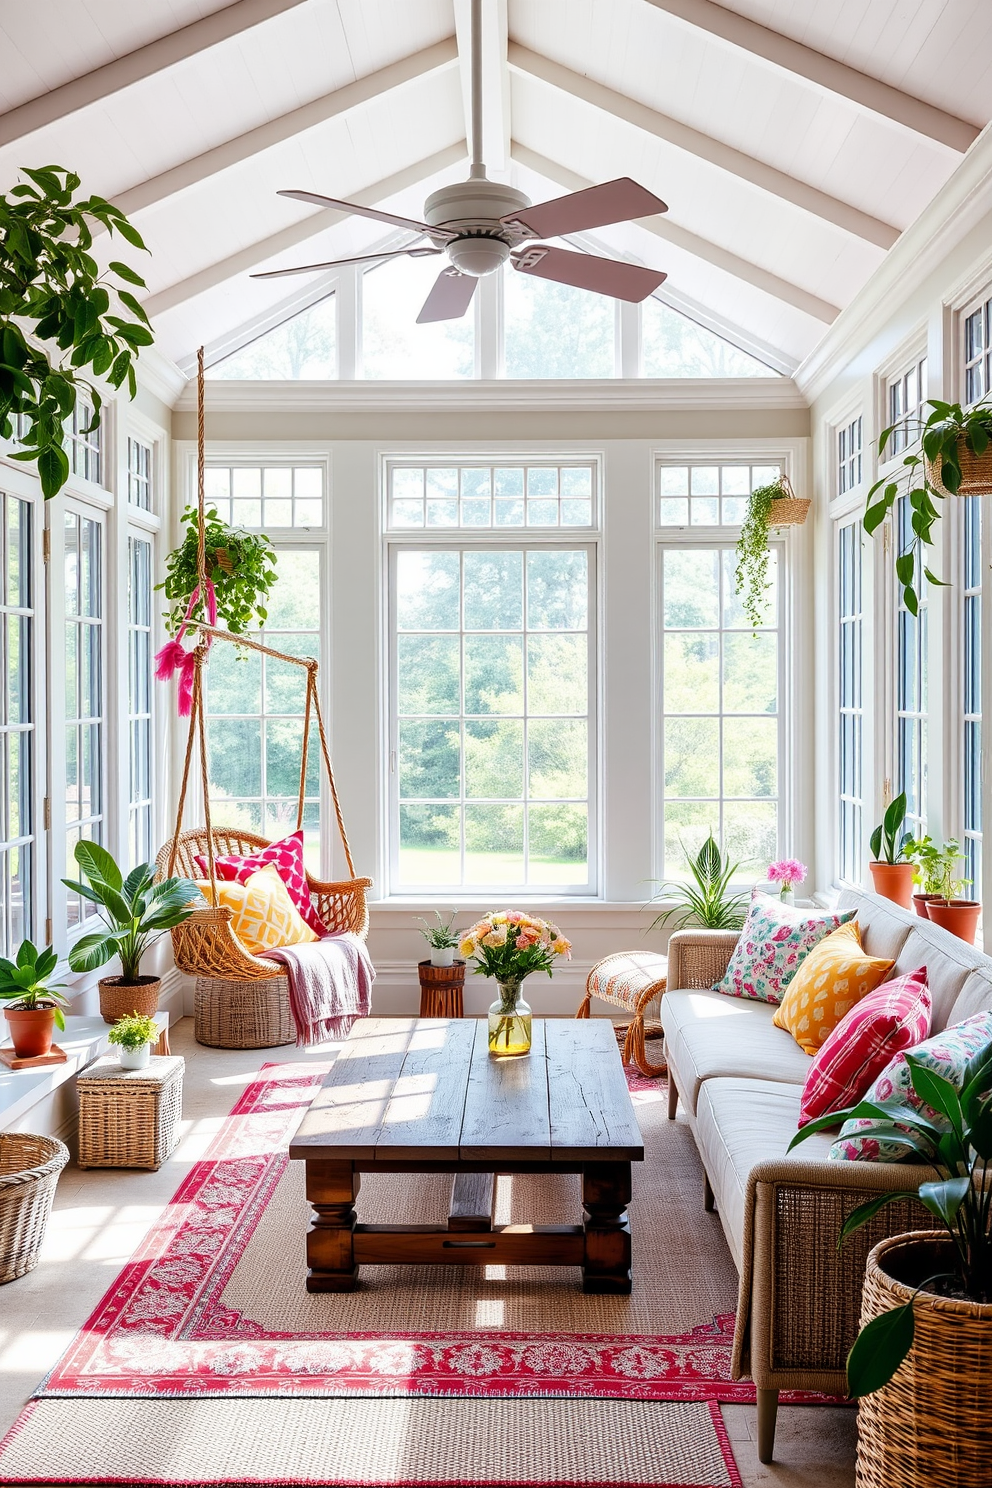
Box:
[0,943,70,1061]
[415,911,466,1017]
[868,793,913,908]
[107,1013,160,1070]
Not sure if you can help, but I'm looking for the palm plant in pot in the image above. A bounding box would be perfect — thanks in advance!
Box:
[868,793,913,908]
[648,833,748,932]
[63,843,202,1023]
[790,1041,992,1484]
[0,943,70,1059]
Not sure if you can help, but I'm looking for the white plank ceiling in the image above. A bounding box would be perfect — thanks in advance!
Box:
[0,0,986,375]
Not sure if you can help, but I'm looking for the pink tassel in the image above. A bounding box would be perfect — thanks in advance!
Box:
[177,649,197,716]
[154,638,188,682]
[205,578,217,627]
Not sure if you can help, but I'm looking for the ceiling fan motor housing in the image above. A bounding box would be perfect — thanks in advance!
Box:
[424,179,533,277]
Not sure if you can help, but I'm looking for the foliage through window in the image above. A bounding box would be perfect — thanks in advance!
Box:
[64,510,104,928]
[658,462,781,527]
[504,270,614,379]
[0,495,33,952]
[838,520,864,884]
[204,465,323,529]
[363,257,473,379]
[642,297,774,377]
[207,296,336,379]
[128,536,153,867]
[389,462,595,530]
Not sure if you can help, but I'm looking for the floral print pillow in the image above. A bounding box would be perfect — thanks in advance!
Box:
[830,1010,992,1162]
[713,897,856,1005]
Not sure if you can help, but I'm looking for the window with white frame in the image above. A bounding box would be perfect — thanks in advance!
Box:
[127,536,153,867]
[837,519,864,884]
[887,355,927,456]
[127,437,152,510]
[363,258,474,379]
[963,495,982,900]
[206,295,336,379]
[658,462,782,527]
[895,493,928,837]
[838,416,863,494]
[0,495,35,952]
[641,296,774,377]
[63,509,104,927]
[964,294,992,405]
[389,462,595,530]
[503,271,614,379]
[204,464,323,529]
[68,397,102,485]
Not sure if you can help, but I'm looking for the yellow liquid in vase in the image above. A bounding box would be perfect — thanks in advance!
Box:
[487,1010,533,1056]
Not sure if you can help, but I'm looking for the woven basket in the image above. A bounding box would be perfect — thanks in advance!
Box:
[418,960,466,1018]
[856,1231,992,1487]
[925,440,992,498]
[194,973,295,1049]
[78,1056,184,1170]
[768,496,811,527]
[98,975,160,1025]
[0,1132,69,1284]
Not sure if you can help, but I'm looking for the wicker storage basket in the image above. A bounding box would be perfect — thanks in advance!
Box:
[925,440,992,498]
[0,1132,69,1283]
[98,975,160,1025]
[77,1055,185,1170]
[768,496,811,526]
[856,1231,992,1488]
[195,973,295,1049]
[417,960,466,1018]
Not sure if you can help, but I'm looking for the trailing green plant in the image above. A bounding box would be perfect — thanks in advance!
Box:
[0,942,70,1030]
[157,505,279,636]
[0,165,152,498]
[864,397,992,616]
[789,1039,992,1397]
[869,792,911,865]
[904,835,967,899]
[62,842,202,983]
[648,833,748,933]
[107,1013,159,1051]
[415,910,459,950]
[735,478,791,629]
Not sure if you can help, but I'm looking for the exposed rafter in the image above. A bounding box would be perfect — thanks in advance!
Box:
[454,0,509,173]
[0,0,308,149]
[142,144,466,318]
[511,143,839,324]
[642,0,979,152]
[509,44,898,249]
[97,39,458,225]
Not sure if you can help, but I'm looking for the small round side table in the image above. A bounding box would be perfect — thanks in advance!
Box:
[418,960,466,1018]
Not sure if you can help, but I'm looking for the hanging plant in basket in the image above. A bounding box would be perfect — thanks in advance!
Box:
[865,396,992,615]
[157,503,278,637]
[734,475,810,629]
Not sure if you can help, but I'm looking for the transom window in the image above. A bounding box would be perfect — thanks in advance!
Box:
[127,438,152,510]
[838,416,863,495]
[887,356,927,457]
[64,510,104,927]
[388,462,595,531]
[0,495,34,952]
[658,463,781,527]
[204,465,323,529]
[68,397,102,485]
[838,519,863,884]
[964,296,992,405]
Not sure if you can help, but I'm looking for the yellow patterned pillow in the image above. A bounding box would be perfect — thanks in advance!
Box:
[772,920,894,1056]
[196,864,318,956]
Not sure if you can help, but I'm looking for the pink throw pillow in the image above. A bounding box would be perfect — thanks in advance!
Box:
[798,966,930,1126]
[194,829,327,936]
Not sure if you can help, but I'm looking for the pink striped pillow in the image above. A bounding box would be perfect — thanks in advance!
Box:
[194,829,327,936]
[798,967,930,1126]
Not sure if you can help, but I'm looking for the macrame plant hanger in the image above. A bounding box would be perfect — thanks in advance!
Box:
[165,349,359,896]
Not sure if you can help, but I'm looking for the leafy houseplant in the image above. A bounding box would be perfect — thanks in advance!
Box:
[649,833,748,933]
[868,792,913,908]
[158,504,279,637]
[62,842,202,1024]
[902,837,978,939]
[458,913,572,1056]
[0,942,70,1059]
[734,477,807,630]
[415,909,460,968]
[107,1012,160,1070]
[0,165,152,498]
[864,397,992,615]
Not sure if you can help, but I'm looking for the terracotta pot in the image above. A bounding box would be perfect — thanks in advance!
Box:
[4,1006,57,1058]
[98,975,160,1026]
[912,892,943,920]
[925,899,982,944]
[868,862,914,909]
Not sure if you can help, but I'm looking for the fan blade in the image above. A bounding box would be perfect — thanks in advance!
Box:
[416,267,479,323]
[510,244,666,303]
[277,189,454,240]
[251,247,442,280]
[501,177,667,240]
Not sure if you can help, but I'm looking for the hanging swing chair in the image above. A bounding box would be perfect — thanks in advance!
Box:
[156,352,371,1048]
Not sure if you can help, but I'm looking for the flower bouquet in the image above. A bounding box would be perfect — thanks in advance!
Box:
[767,858,807,905]
[459,912,572,1056]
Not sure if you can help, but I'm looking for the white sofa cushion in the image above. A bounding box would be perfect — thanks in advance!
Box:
[662,988,812,1114]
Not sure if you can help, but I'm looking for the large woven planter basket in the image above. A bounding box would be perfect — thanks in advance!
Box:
[0,1133,69,1284]
[856,1230,992,1488]
[925,440,992,498]
[768,496,811,526]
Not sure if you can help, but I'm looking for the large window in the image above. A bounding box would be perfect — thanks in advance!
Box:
[363,258,473,379]
[127,536,153,867]
[895,494,928,836]
[964,496,982,900]
[660,545,779,876]
[504,272,614,379]
[887,355,927,456]
[63,510,104,927]
[964,295,992,405]
[838,416,863,495]
[0,495,34,952]
[838,520,864,884]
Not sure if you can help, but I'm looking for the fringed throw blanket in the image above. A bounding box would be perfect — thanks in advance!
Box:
[265,933,375,1046]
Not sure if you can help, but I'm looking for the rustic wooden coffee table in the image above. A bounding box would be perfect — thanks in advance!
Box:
[289,1016,644,1294]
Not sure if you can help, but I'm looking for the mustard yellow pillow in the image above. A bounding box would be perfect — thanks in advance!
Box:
[196,864,318,956]
[772,920,894,1056]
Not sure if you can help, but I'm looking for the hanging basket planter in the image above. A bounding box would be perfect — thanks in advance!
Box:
[765,473,811,527]
[924,438,992,498]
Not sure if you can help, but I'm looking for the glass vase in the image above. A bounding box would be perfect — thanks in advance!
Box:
[487,978,532,1056]
[780,886,795,906]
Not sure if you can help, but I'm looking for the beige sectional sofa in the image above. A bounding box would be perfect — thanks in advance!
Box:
[661,887,992,1462]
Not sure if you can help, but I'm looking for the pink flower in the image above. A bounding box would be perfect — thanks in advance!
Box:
[768,858,807,887]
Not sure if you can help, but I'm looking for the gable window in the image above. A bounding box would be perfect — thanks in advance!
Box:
[641,297,774,377]
[363,258,473,380]
[838,416,863,495]
[127,438,152,510]
[887,356,927,456]
[503,272,614,379]
[0,495,35,952]
[68,397,102,485]
[207,296,336,379]
[837,519,864,884]
[964,296,992,405]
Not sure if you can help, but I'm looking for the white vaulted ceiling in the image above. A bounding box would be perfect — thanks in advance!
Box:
[0,0,987,377]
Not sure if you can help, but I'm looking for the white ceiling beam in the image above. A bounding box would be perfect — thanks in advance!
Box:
[509,44,897,249]
[143,143,466,318]
[642,0,978,152]
[512,143,839,324]
[454,0,509,173]
[98,38,458,224]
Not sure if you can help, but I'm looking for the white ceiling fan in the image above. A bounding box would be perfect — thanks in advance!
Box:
[252,0,669,323]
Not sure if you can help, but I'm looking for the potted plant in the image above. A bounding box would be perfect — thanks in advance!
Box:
[903,835,961,918]
[0,165,152,498]
[649,833,748,932]
[0,943,71,1059]
[458,913,571,1056]
[62,843,202,1023]
[158,504,278,638]
[789,1041,992,1483]
[107,1012,160,1070]
[868,793,913,907]
[734,475,810,630]
[864,396,992,615]
[416,910,460,968]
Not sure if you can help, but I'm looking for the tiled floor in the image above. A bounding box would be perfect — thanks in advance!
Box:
[0,1018,856,1486]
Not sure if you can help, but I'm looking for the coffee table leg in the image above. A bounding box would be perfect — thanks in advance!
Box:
[582,1162,632,1294]
[304,1159,361,1292]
